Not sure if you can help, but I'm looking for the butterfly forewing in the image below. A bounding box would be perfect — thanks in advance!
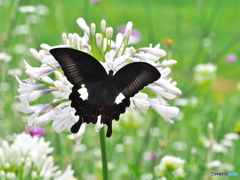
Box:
[50,48,107,88]
[113,62,161,98]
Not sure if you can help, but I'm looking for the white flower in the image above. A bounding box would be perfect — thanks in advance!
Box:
[18,5,36,13]
[51,71,73,99]
[206,160,222,169]
[224,133,239,140]
[157,59,177,67]
[154,155,185,178]
[139,46,166,58]
[18,100,52,126]
[15,76,38,100]
[147,85,177,100]
[23,60,54,80]
[27,89,51,102]
[150,100,179,123]
[18,100,49,114]
[140,173,153,180]
[194,63,217,73]
[174,97,198,106]
[16,17,181,142]
[211,143,228,154]
[50,105,78,133]
[8,68,22,76]
[194,63,217,82]
[55,165,76,180]
[77,17,90,35]
[173,167,185,177]
[0,133,76,179]
[14,25,29,35]
[74,123,87,144]
[206,160,235,171]
[171,142,187,151]
[154,78,182,96]
[35,110,54,126]
[220,139,233,147]
[131,93,150,114]
[30,47,59,66]
[0,52,12,62]
[36,5,49,15]
[201,130,239,154]
[123,21,133,38]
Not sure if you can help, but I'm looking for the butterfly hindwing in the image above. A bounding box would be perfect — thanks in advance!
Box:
[112,62,161,98]
[50,48,107,88]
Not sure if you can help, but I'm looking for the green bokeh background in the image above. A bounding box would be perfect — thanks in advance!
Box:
[1,0,240,179]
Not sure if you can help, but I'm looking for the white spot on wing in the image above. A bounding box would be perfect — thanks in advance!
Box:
[78,84,89,100]
[115,93,125,104]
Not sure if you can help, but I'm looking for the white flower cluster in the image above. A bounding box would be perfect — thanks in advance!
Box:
[0,132,75,180]
[154,155,185,179]
[16,18,181,143]
[0,52,12,63]
[202,132,239,154]
[206,160,235,171]
[193,63,217,83]
[201,122,239,154]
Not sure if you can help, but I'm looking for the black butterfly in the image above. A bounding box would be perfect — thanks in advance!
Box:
[50,48,161,137]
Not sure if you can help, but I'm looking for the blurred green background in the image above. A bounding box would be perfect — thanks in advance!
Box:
[1,0,240,179]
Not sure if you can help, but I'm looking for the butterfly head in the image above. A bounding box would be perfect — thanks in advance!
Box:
[108,70,114,76]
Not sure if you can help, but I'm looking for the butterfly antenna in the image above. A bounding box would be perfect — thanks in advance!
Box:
[113,56,132,70]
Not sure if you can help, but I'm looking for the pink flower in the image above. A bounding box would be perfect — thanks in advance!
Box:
[143,151,160,161]
[118,25,142,44]
[226,53,237,63]
[91,0,102,4]
[27,126,46,137]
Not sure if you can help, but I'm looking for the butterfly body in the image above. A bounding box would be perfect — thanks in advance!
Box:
[50,48,160,137]
[69,71,130,136]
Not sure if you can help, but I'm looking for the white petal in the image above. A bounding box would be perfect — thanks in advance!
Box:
[101,19,106,32]
[155,79,182,96]
[74,123,87,144]
[76,18,90,35]
[95,33,102,48]
[90,23,96,35]
[55,165,75,180]
[159,67,171,78]
[132,92,150,114]
[106,27,113,38]
[40,43,51,52]
[147,85,177,99]
[139,47,166,58]
[156,60,177,67]
[124,21,133,38]
[51,106,77,133]
[24,60,53,80]
[150,102,179,123]
[30,48,42,61]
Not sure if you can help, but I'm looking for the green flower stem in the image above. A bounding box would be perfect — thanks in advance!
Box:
[135,115,158,165]
[2,0,21,49]
[51,99,69,106]
[99,127,108,180]
[211,32,240,63]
